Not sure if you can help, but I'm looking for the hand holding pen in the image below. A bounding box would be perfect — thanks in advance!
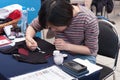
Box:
[26,37,46,53]
[36,47,46,54]
[25,36,38,51]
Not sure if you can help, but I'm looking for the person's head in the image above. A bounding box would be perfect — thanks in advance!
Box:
[38,0,73,32]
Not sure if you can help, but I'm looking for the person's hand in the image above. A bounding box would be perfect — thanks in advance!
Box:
[25,36,38,51]
[54,38,70,50]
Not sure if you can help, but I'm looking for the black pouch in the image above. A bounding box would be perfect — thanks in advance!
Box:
[13,37,55,64]
[62,61,89,78]
[1,37,56,64]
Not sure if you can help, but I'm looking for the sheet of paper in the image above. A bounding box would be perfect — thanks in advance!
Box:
[10,65,75,80]
[12,37,25,43]
[0,35,11,46]
[73,58,102,75]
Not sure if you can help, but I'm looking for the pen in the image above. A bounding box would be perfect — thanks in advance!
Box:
[36,47,46,54]
[37,46,41,51]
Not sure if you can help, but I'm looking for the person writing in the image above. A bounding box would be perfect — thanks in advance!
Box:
[25,0,99,64]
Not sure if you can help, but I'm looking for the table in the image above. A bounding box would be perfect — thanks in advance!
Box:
[0,52,100,80]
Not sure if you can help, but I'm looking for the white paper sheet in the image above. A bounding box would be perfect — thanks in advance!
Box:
[10,65,75,80]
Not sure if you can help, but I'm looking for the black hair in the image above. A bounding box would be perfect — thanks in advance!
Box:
[38,0,73,28]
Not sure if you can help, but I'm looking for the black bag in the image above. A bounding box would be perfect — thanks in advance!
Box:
[0,37,56,64]
[62,61,89,78]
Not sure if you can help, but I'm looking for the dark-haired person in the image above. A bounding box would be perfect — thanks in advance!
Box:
[25,0,99,64]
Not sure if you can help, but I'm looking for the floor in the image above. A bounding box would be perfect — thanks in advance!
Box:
[97,1,120,80]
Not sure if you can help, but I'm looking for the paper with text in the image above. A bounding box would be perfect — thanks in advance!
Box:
[10,65,75,80]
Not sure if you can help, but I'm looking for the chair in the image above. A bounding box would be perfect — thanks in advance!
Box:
[97,19,120,80]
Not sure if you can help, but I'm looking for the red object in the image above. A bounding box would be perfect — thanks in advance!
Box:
[7,9,22,20]
[0,35,11,46]
[18,48,29,56]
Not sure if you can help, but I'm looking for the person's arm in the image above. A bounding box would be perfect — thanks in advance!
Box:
[25,25,38,50]
[25,17,41,50]
[26,25,36,38]
[54,38,91,55]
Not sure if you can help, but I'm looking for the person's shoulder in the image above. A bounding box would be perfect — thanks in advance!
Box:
[79,6,96,17]
[32,17,39,22]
